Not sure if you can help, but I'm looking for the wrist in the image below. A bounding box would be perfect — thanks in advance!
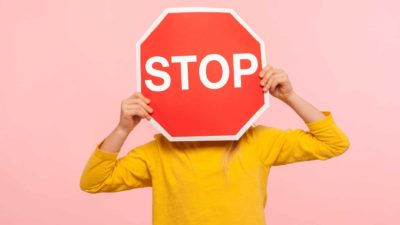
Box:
[281,91,298,105]
[114,125,132,136]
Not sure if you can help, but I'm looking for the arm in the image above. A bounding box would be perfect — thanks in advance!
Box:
[259,64,325,124]
[282,91,325,124]
[79,92,155,193]
[79,135,156,193]
[98,92,153,154]
[96,126,130,154]
[255,65,351,166]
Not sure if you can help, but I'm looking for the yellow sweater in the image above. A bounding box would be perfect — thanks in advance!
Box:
[80,111,350,225]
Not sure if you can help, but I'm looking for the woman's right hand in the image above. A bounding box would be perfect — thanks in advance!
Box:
[117,92,153,134]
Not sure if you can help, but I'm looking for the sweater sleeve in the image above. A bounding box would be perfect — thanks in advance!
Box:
[79,138,156,193]
[253,111,351,166]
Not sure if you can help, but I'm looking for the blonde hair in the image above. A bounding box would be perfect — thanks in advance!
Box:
[222,123,256,184]
[222,140,240,184]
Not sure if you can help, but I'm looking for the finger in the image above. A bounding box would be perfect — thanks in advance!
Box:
[261,69,285,91]
[129,92,150,103]
[124,103,153,118]
[136,92,151,103]
[261,68,276,86]
[273,68,284,74]
[265,64,273,72]
[128,92,142,101]
[270,76,285,93]
[139,108,151,120]
[266,69,284,82]
[128,107,151,120]
[259,68,267,78]
[265,65,274,75]
[136,106,152,120]
[264,75,274,91]
[125,99,153,113]
[259,64,272,78]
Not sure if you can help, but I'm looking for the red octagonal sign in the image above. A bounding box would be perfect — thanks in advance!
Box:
[136,8,269,141]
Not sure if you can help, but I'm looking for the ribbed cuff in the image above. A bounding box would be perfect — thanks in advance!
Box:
[305,111,335,131]
[93,139,119,160]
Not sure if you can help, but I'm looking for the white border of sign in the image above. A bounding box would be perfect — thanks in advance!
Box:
[136,7,269,142]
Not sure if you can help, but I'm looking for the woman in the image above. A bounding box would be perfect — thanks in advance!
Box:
[80,64,350,225]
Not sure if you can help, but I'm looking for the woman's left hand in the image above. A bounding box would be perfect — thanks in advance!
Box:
[259,64,295,102]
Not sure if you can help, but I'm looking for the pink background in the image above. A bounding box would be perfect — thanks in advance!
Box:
[1,0,399,224]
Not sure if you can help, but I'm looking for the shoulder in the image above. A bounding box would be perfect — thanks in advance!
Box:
[126,134,161,158]
[239,125,288,151]
[151,133,179,151]
[244,124,285,140]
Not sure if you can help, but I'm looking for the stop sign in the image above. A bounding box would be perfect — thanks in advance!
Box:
[136,7,269,141]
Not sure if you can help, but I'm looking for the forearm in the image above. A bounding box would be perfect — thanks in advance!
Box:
[282,91,325,123]
[80,126,129,192]
[99,126,131,153]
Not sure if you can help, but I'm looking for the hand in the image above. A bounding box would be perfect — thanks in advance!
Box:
[259,64,295,102]
[117,92,153,134]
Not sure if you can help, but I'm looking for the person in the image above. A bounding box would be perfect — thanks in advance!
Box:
[80,64,350,225]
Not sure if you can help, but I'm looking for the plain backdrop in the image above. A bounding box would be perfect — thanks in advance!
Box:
[1,0,399,224]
